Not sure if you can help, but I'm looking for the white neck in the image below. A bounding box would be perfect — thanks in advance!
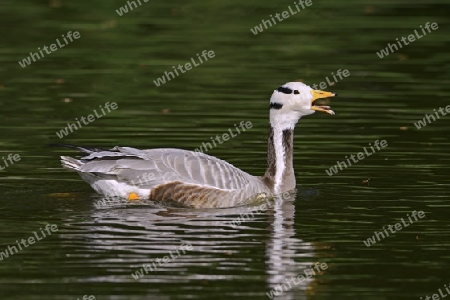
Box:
[263,112,298,193]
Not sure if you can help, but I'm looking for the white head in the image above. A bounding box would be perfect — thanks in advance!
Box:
[269,82,337,129]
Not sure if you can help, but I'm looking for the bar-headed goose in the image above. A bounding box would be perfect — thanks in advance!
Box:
[60,82,336,208]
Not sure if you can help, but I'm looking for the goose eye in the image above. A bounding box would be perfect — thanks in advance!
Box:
[294,90,300,94]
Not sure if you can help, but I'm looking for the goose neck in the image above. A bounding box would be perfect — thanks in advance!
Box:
[263,124,295,193]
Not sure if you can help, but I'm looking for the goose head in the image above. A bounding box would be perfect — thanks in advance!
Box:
[269,82,337,129]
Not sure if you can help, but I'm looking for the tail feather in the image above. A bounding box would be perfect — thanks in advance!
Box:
[60,156,83,171]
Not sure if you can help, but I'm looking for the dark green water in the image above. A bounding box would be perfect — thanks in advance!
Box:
[0,0,449,299]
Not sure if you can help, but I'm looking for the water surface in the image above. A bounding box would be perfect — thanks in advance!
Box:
[0,0,449,299]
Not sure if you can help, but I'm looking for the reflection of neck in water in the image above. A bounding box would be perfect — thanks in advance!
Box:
[266,191,313,300]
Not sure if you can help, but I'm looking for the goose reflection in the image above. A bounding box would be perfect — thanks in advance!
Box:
[265,191,327,299]
[60,190,324,298]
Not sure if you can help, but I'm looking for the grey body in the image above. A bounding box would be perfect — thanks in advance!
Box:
[61,145,280,208]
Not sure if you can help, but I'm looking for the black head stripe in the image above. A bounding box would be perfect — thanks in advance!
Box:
[277,86,293,94]
[269,102,283,110]
[277,86,300,95]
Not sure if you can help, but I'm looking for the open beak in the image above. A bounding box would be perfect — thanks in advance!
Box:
[310,90,337,115]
